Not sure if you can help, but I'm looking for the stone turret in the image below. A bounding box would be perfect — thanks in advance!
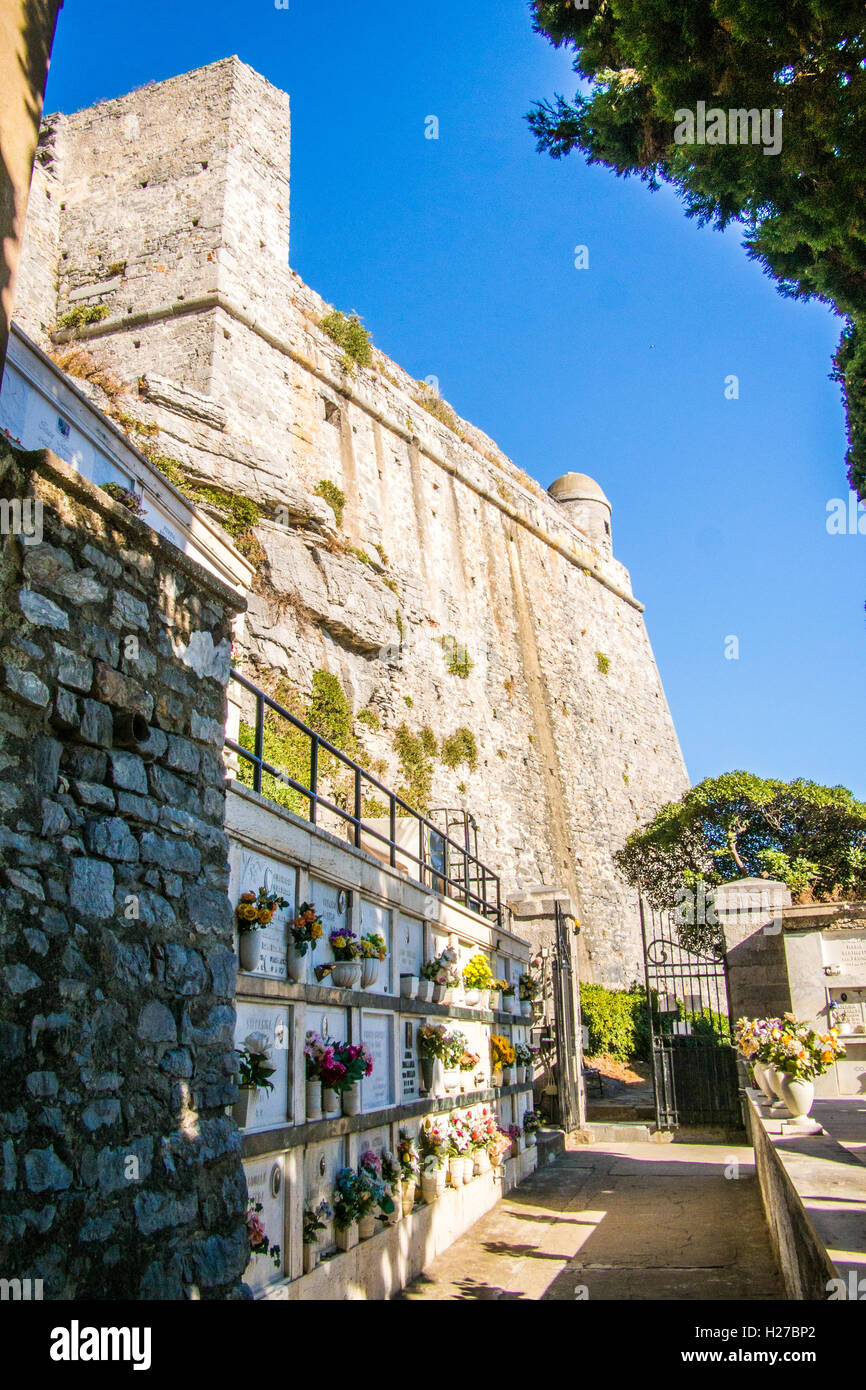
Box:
[548,472,613,559]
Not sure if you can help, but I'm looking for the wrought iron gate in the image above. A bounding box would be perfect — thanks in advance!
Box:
[640,897,741,1130]
[536,902,583,1132]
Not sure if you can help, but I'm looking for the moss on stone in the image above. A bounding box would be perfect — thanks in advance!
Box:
[441,728,478,772]
[314,479,346,528]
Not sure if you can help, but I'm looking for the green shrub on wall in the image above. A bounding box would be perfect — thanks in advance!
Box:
[580,982,651,1063]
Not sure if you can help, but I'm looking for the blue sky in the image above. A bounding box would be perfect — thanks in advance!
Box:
[44,0,866,798]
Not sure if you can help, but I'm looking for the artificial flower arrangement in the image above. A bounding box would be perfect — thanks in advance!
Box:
[236,1032,276,1092]
[735,1014,845,1080]
[290,902,324,956]
[491,978,509,994]
[419,1118,447,1169]
[417,1023,451,1059]
[420,947,460,988]
[490,1034,516,1069]
[397,1130,421,1183]
[359,1150,395,1218]
[500,980,516,999]
[304,1030,332,1082]
[444,1029,469,1068]
[458,1045,481,1073]
[335,1042,374,1088]
[235,886,289,933]
[505,1123,522,1148]
[766,1014,845,1081]
[523,1110,543,1135]
[247,1199,281,1267]
[302,1200,333,1246]
[360,932,387,961]
[519,971,540,1002]
[329,926,361,961]
[463,953,494,991]
[514,1042,537,1068]
[381,1150,401,1186]
[446,1115,471,1156]
[333,1167,365,1229]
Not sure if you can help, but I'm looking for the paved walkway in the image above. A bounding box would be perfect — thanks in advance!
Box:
[398,1141,785,1301]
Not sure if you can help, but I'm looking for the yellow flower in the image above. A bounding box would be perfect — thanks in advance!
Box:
[237,903,258,922]
[332,935,346,949]
[257,909,274,924]
[312,924,323,940]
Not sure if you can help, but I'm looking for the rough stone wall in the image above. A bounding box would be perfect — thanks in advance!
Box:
[13,58,689,987]
[0,444,248,1299]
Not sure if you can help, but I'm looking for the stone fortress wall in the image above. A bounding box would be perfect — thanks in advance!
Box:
[13,57,689,987]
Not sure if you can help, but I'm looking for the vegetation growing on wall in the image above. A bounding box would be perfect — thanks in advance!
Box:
[441,727,478,772]
[412,384,466,440]
[394,722,437,814]
[56,304,110,330]
[441,635,473,678]
[595,651,610,675]
[314,479,346,528]
[319,309,373,370]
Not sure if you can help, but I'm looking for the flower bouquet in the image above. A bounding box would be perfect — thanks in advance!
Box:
[233,1032,275,1128]
[419,1122,447,1204]
[287,901,323,982]
[356,1156,395,1237]
[319,926,362,989]
[381,1149,403,1224]
[235,886,289,971]
[490,1033,515,1085]
[302,1199,333,1272]
[462,952,494,1005]
[522,1109,543,1145]
[360,931,387,989]
[247,1199,281,1270]
[397,1130,421,1213]
[333,1167,364,1249]
[336,1042,373,1114]
[417,1022,450,1094]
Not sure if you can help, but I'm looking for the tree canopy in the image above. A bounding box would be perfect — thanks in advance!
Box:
[529,1,866,500]
[615,772,866,914]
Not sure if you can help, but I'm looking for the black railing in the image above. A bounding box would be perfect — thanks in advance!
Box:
[226,669,502,926]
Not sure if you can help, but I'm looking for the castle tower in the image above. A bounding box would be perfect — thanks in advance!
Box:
[549,472,613,560]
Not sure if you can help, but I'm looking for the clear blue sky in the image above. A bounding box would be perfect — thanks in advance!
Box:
[44,0,866,799]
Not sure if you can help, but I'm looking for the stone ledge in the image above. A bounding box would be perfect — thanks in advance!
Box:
[240,1083,535,1158]
[746,1090,866,1300]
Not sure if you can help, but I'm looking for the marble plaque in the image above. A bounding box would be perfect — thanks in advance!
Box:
[311,877,349,961]
[303,1137,346,1254]
[243,1154,286,1294]
[361,899,392,992]
[306,1005,348,1047]
[823,935,866,978]
[234,1001,291,1131]
[401,1016,419,1101]
[361,1011,394,1112]
[235,848,297,980]
[397,915,423,980]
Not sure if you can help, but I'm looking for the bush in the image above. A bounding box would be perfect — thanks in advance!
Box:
[580,982,651,1063]
[319,309,372,369]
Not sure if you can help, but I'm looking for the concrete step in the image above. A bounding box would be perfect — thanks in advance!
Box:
[585,1103,656,1123]
[571,1120,670,1145]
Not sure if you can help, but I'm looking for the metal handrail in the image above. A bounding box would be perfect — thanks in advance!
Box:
[226,669,502,925]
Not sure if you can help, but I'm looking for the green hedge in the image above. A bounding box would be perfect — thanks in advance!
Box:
[579,982,651,1064]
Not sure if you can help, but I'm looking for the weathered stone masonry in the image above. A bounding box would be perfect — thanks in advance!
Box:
[13,56,689,987]
[0,444,248,1299]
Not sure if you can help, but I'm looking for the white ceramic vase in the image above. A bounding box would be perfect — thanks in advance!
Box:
[305,1079,323,1122]
[336,1223,358,1251]
[286,942,307,983]
[462,1155,475,1184]
[342,1082,361,1116]
[322,1086,341,1117]
[448,1156,464,1188]
[421,1174,440,1204]
[401,1179,416,1215]
[780,1076,815,1119]
[361,957,380,989]
[331,960,362,989]
[238,929,261,973]
[463,988,480,1008]
[400,975,419,999]
[358,1214,376,1240]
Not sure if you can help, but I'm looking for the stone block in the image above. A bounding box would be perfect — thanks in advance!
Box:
[72,781,115,811]
[79,699,113,748]
[137,1001,178,1044]
[52,643,94,692]
[3,964,42,995]
[19,588,69,631]
[165,735,201,775]
[23,1146,73,1193]
[84,816,139,862]
[109,751,148,794]
[94,662,154,720]
[111,589,150,631]
[4,664,50,708]
[69,858,115,919]
[190,711,224,747]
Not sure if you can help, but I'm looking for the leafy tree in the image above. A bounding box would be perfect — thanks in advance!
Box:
[529,2,866,500]
[615,771,866,913]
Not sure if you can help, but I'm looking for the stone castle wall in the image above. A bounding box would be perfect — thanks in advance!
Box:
[13,57,689,986]
[0,444,248,1299]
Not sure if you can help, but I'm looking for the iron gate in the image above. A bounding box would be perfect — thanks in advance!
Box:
[536,902,583,1132]
[640,897,741,1130]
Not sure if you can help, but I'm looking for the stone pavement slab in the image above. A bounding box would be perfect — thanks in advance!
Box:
[397,1141,785,1301]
